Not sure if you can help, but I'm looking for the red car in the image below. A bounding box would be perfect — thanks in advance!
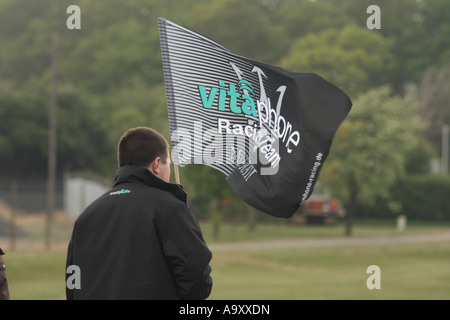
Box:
[290,195,345,225]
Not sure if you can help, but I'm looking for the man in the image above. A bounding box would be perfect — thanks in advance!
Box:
[0,248,10,300]
[66,127,212,300]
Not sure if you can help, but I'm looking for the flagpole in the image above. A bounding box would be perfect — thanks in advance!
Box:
[171,146,181,184]
[174,163,180,185]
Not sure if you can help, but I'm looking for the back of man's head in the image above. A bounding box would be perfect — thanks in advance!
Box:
[117,127,169,168]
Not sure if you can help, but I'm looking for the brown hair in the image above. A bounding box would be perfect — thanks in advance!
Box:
[117,127,169,168]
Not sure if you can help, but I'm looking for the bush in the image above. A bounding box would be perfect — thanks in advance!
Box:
[394,175,450,220]
[356,175,450,220]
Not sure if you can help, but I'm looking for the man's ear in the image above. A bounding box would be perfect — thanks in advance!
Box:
[150,157,161,175]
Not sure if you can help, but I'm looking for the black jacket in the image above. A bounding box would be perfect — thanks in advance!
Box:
[66,165,212,300]
[0,248,9,300]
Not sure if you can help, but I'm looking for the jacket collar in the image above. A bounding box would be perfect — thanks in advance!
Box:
[113,165,187,203]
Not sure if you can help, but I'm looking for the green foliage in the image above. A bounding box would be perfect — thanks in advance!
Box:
[415,64,450,150]
[358,175,450,220]
[1,0,450,220]
[404,137,437,175]
[0,79,113,178]
[0,81,48,177]
[321,86,424,206]
[188,0,287,64]
[56,84,113,176]
[103,82,170,148]
[275,0,351,38]
[280,25,394,96]
[67,19,162,92]
[394,175,450,220]
[391,0,450,84]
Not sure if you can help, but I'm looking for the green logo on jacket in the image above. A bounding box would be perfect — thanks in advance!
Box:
[109,189,131,196]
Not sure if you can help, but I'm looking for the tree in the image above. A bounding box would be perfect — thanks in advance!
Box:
[103,82,170,150]
[187,0,288,64]
[0,79,113,179]
[279,25,394,97]
[178,164,236,240]
[320,86,424,235]
[275,0,351,39]
[0,0,64,82]
[415,64,450,151]
[392,0,450,85]
[56,84,113,177]
[0,81,48,178]
[65,18,163,92]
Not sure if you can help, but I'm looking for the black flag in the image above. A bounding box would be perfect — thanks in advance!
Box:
[158,18,352,218]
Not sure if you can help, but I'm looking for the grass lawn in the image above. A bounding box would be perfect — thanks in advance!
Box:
[5,251,67,300]
[2,218,450,300]
[208,241,450,299]
[200,218,450,243]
